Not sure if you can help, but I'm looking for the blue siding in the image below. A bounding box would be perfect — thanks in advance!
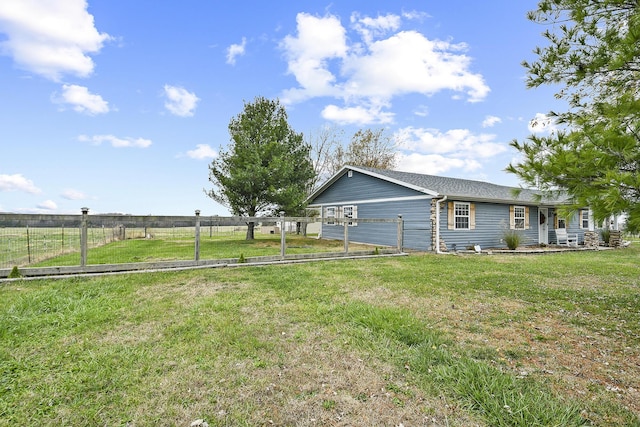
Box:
[313,170,422,204]
[320,198,433,251]
[312,169,586,251]
[548,209,589,244]
[440,202,539,249]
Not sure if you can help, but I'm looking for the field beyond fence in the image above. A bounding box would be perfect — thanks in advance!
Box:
[0,210,402,278]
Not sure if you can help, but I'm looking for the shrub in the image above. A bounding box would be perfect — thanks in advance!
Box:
[8,266,22,278]
[601,229,611,246]
[503,230,522,250]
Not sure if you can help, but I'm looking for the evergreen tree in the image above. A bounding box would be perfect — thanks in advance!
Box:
[206,97,314,239]
[508,0,640,232]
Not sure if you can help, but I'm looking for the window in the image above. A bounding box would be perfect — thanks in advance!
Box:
[581,210,590,229]
[557,217,566,229]
[448,201,475,230]
[513,206,525,230]
[325,206,336,225]
[509,205,529,230]
[342,205,357,226]
[454,202,470,230]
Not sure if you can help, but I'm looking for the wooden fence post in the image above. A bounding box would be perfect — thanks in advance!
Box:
[344,218,349,253]
[194,210,201,262]
[280,212,286,259]
[397,214,403,253]
[81,207,89,266]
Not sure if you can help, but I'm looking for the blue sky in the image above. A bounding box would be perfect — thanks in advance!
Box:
[0,0,561,216]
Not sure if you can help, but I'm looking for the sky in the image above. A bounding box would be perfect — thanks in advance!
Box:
[0,0,563,216]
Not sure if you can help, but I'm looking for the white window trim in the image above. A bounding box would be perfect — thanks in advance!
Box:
[325,206,336,226]
[454,202,470,230]
[581,210,590,229]
[557,216,567,229]
[342,205,357,226]
[513,205,526,230]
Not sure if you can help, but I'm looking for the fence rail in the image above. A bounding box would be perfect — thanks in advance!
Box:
[1,209,403,278]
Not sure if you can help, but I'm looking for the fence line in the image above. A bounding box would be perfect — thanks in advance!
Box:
[0,209,403,277]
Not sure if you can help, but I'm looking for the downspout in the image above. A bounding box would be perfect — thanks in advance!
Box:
[435,195,447,254]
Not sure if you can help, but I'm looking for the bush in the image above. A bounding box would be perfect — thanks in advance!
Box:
[8,266,22,278]
[601,229,611,246]
[503,230,522,250]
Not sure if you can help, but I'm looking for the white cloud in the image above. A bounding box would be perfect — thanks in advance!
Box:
[53,84,110,115]
[393,126,507,175]
[61,189,87,200]
[528,112,558,134]
[396,127,507,158]
[0,173,41,194]
[186,144,217,160]
[280,13,490,125]
[351,12,401,45]
[37,199,57,210]
[321,104,394,125]
[396,153,481,175]
[0,0,111,80]
[482,115,501,128]
[78,134,152,148]
[226,37,246,65]
[280,13,348,103]
[163,85,199,117]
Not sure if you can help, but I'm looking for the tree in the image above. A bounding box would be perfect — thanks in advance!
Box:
[507,0,640,232]
[205,97,314,239]
[306,124,344,191]
[328,128,398,176]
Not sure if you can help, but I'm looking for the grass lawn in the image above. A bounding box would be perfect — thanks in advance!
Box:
[1,244,639,426]
[27,234,375,267]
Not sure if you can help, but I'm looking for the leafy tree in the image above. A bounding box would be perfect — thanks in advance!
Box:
[206,97,314,239]
[507,0,640,232]
[328,128,398,176]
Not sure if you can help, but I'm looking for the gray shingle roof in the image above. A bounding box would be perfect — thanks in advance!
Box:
[353,166,566,204]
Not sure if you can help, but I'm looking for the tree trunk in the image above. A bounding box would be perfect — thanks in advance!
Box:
[246,221,255,240]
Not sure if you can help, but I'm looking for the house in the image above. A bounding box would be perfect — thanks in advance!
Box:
[307,165,599,251]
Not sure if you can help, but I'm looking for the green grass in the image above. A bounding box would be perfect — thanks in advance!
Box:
[23,233,369,267]
[1,246,639,425]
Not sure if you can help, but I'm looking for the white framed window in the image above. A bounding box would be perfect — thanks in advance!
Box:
[342,205,357,226]
[454,202,470,230]
[557,217,567,229]
[581,210,590,229]
[325,206,336,225]
[513,206,526,230]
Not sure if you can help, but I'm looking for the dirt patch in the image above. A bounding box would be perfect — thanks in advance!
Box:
[207,328,485,426]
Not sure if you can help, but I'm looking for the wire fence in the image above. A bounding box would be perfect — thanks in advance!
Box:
[0,209,402,278]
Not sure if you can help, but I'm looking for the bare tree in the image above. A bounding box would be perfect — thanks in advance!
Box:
[328,128,398,176]
[306,124,344,191]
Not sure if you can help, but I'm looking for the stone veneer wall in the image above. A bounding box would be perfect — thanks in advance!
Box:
[583,231,599,249]
[609,230,622,248]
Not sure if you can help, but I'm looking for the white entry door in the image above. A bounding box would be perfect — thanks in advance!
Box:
[538,208,549,244]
